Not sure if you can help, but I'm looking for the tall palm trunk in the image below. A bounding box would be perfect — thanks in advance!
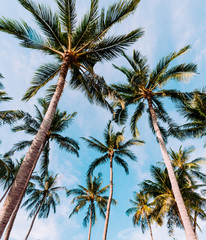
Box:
[103,154,113,240]
[0,58,70,237]
[88,203,93,240]
[25,199,44,240]
[0,183,12,203]
[3,142,46,240]
[144,211,154,240]
[148,99,197,240]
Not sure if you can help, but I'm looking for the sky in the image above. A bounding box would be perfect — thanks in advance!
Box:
[0,0,206,240]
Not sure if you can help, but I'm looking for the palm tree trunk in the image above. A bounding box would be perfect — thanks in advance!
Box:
[148,99,197,240]
[0,58,70,237]
[3,142,46,240]
[25,199,44,240]
[0,183,12,203]
[103,154,113,240]
[88,203,93,240]
[144,211,154,240]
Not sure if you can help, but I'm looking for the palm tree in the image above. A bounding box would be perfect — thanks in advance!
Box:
[0,0,143,232]
[67,173,114,240]
[141,165,206,237]
[5,98,79,176]
[82,121,142,240]
[112,48,197,239]
[169,146,206,234]
[22,172,64,240]
[126,191,160,240]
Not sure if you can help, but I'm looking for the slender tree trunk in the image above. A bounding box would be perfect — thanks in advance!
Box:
[103,154,113,240]
[3,142,46,240]
[0,184,12,203]
[144,212,154,240]
[0,58,70,237]
[25,200,44,240]
[148,99,198,240]
[88,203,93,240]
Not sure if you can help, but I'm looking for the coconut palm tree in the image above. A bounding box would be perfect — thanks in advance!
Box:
[22,172,64,240]
[82,121,142,240]
[112,48,198,239]
[0,0,143,232]
[169,146,206,234]
[5,98,79,176]
[126,191,160,240]
[67,173,115,240]
[141,165,206,236]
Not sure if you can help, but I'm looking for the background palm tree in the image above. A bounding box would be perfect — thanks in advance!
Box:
[126,191,161,240]
[141,165,206,236]
[5,98,79,176]
[22,172,64,240]
[67,173,115,240]
[112,48,197,240]
[83,121,142,240]
[0,0,143,232]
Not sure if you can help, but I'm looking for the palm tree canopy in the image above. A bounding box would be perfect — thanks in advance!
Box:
[67,173,114,227]
[0,0,143,107]
[112,47,197,138]
[126,191,160,233]
[22,172,64,219]
[169,146,206,184]
[82,121,143,175]
[141,165,206,234]
[5,98,79,176]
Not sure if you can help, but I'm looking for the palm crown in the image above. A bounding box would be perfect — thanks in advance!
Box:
[112,47,197,138]
[82,121,142,175]
[67,173,112,227]
[5,98,79,176]
[0,0,143,106]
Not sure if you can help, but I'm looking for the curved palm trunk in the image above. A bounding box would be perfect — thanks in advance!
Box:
[144,211,154,240]
[25,199,44,240]
[88,203,93,240]
[148,99,197,240]
[103,154,113,240]
[0,58,70,237]
[3,142,46,240]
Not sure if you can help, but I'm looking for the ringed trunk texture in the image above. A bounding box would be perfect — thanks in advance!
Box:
[103,155,113,240]
[88,203,93,240]
[0,59,70,237]
[148,99,198,240]
[144,212,154,240]
[3,142,46,240]
[25,200,44,240]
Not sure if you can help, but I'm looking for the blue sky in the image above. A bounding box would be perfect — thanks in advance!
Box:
[1,0,206,239]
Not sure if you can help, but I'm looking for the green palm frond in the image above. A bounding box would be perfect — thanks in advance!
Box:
[114,156,129,174]
[56,0,77,43]
[22,62,61,101]
[18,0,64,50]
[130,101,145,137]
[82,137,108,153]
[87,154,108,176]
